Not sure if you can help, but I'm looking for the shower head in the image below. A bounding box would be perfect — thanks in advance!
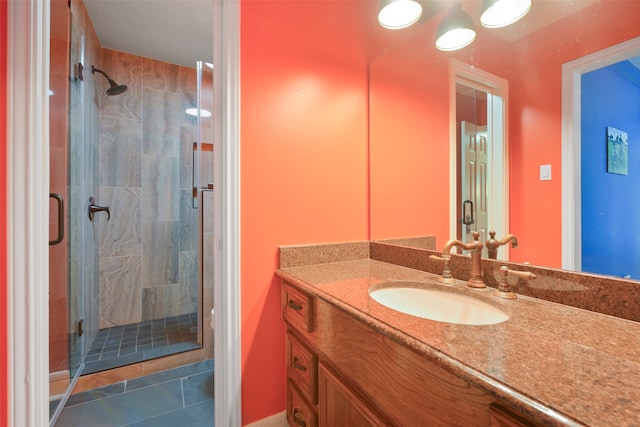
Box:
[91,65,128,96]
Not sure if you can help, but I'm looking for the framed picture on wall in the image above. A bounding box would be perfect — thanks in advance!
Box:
[607,126,628,175]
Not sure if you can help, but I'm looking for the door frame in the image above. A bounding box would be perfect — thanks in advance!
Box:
[7,0,242,425]
[449,59,509,254]
[561,36,640,272]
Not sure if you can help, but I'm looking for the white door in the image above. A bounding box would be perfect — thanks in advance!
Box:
[460,121,489,255]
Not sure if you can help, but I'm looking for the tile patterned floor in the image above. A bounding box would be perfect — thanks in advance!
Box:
[55,359,214,427]
[84,313,200,375]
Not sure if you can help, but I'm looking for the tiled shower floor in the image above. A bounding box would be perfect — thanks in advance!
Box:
[84,313,200,375]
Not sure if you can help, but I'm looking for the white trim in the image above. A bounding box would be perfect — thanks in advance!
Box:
[449,59,509,251]
[561,36,640,271]
[244,411,287,427]
[213,0,243,426]
[7,0,51,426]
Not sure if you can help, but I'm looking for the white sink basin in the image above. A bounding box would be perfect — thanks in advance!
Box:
[369,285,508,326]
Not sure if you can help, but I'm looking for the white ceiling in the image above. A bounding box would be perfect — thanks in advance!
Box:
[84,0,214,68]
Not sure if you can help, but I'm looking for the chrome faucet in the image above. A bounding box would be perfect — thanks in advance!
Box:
[485,230,518,260]
[442,231,485,288]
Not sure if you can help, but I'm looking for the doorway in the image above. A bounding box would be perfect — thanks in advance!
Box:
[449,60,508,258]
[8,1,242,425]
[562,36,640,275]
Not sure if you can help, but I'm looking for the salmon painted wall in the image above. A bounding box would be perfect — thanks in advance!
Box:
[369,18,451,245]
[240,0,370,423]
[1,0,8,424]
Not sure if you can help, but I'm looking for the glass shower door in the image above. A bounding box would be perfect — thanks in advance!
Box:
[66,14,86,380]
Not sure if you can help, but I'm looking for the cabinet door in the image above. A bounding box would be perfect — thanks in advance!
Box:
[318,363,389,427]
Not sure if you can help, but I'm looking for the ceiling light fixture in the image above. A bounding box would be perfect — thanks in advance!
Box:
[378,0,423,30]
[480,0,532,28]
[435,5,476,51]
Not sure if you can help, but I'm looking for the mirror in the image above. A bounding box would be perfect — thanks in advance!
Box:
[369,0,640,278]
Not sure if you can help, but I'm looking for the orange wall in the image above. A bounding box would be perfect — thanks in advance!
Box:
[369,22,451,244]
[1,0,8,424]
[240,0,370,423]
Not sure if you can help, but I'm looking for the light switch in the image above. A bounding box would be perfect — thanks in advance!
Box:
[540,164,552,181]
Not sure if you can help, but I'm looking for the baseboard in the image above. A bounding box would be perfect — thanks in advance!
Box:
[244,411,287,427]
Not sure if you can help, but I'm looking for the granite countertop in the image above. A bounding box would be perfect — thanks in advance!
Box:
[276,259,640,427]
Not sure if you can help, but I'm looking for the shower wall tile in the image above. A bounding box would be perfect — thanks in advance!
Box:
[142,88,180,149]
[179,67,197,124]
[202,190,214,234]
[100,49,143,121]
[142,221,179,287]
[180,135,195,190]
[141,288,157,321]
[179,189,198,252]
[142,155,179,221]
[98,187,142,257]
[99,116,142,187]
[98,51,206,327]
[143,58,179,93]
[156,284,181,318]
[143,135,180,158]
[141,284,181,321]
[200,149,213,188]
[99,255,142,328]
[179,251,198,314]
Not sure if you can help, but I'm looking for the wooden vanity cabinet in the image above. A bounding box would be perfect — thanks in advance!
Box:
[318,362,390,427]
[281,280,539,427]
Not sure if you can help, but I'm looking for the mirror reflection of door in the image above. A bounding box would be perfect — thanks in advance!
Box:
[455,79,504,258]
[580,55,640,279]
[460,120,489,247]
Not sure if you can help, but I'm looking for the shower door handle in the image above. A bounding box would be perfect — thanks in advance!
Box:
[193,141,199,208]
[49,193,64,246]
[88,197,111,222]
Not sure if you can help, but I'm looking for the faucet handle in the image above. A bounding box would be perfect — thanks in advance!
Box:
[429,254,454,283]
[493,266,537,299]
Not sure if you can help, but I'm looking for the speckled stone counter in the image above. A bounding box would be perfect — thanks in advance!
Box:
[277,247,640,427]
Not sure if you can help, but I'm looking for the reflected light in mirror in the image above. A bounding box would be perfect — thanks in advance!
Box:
[435,6,476,51]
[378,0,422,30]
[185,107,212,117]
[480,0,532,28]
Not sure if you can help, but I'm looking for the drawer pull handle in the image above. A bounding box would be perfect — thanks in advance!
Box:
[293,357,307,371]
[288,300,302,311]
[293,409,307,427]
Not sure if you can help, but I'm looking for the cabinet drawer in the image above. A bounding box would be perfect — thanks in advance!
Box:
[287,380,317,427]
[287,331,318,404]
[283,283,314,333]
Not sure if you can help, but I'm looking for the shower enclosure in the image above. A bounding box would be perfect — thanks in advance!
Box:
[48,1,213,422]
